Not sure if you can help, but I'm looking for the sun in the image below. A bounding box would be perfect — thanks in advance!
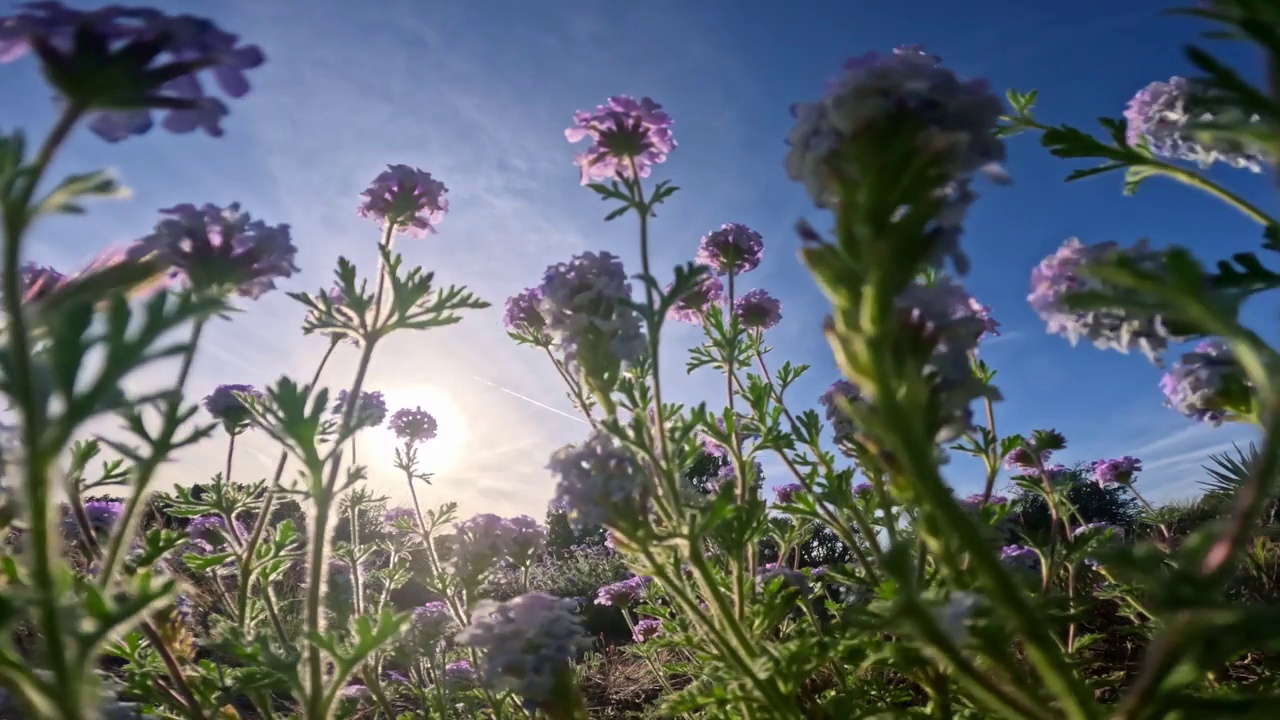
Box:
[366,384,469,478]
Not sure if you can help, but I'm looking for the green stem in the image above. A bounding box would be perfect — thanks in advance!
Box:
[348,501,364,616]
[1153,161,1276,227]
[544,346,597,428]
[980,395,999,503]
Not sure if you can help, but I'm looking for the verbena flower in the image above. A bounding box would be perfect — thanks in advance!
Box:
[186,515,246,546]
[548,430,645,530]
[333,390,388,429]
[853,481,875,497]
[1004,447,1050,472]
[338,684,369,702]
[696,223,764,276]
[594,576,650,608]
[357,164,448,236]
[389,406,438,446]
[665,272,723,325]
[1124,77,1263,171]
[1160,339,1245,425]
[410,601,455,646]
[786,46,1004,207]
[896,279,992,355]
[712,459,765,493]
[60,499,123,537]
[958,493,1007,511]
[734,289,782,330]
[538,251,644,370]
[1028,237,1182,362]
[565,95,675,184]
[443,660,476,687]
[504,287,548,337]
[452,514,516,578]
[756,563,811,595]
[383,507,418,528]
[1093,456,1142,486]
[0,3,264,142]
[18,262,66,303]
[203,384,261,431]
[457,593,592,705]
[773,483,803,504]
[506,515,547,566]
[632,618,662,643]
[127,203,298,299]
[699,415,758,458]
[1041,464,1070,484]
[999,544,1039,570]
[819,379,865,451]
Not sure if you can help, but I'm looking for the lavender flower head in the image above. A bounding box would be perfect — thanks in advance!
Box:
[1028,237,1181,362]
[203,384,260,431]
[896,278,992,355]
[333,390,388,429]
[1160,339,1244,426]
[18,263,67,303]
[443,660,476,687]
[773,483,804,505]
[1093,456,1142,486]
[734,289,782,330]
[999,544,1039,570]
[565,95,676,184]
[853,481,875,497]
[357,164,448,236]
[549,430,646,530]
[958,493,1007,512]
[713,459,764,493]
[61,499,123,537]
[187,515,246,546]
[383,507,418,528]
[127,203,297,299]
[457,593,592,704]
[1124,77,1263,172]
[632,618,662,643]
[786,46,1005,207]
[594,576,650,608]
[1004,447,1050,472]
[504,287,548,336]
[756,563,811,595]
[538,251,644,369]
[389,406,437,446]
[696,223,764,276]
[506,515,547,565]
[665,272,724,325]
[0,3,265,142]
[410,601,455,644]
[452,514,516,577]
[819,379,864,450]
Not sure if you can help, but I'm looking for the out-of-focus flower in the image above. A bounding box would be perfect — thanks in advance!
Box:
[935,591,980,644]
[337,684,369,702]
[958,493,1007,512]
[1124,77,1263,171]
[548,430,646,530]
[565,95,675,184]
[127,203,297,299]
[1004,447,1050,472]
[734,289,782,330]
[696,223,764,276]
[896,278,992,356]
[1029,237,1182,362]
[594,576,650,608]
[186,515,246,546]
[1093,457,1142,486]
[333,390,388,429]
[389,407,437,445]
[0,3,265,142]
[203,384,261,431]
[18,263,67,303]
[631,618,662,643]
[383,507,418,528]
[772,483,804,505]
[539,251,644,370]
[1073,522,1118,539]
[819,379,865,451]
[357,165,448,236]
[999,544,1039,570]
[1160,339,1246,425]
[60,499,123,538]
[853,482,875,497]
[504,287,548,338]
[410,601,455,646]
[452,514,516,578]
[756,562,811,595]
[665,272,723,325]
[443,660,476,687]
[457,593,592,705]
[506,515,546,566]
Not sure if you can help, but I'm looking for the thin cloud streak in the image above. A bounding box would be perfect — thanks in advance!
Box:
[470,376,587,425]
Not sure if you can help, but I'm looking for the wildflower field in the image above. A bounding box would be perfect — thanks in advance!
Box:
[4,1,1280,718]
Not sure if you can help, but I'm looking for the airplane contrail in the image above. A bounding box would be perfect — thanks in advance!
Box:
[470,376,588,424]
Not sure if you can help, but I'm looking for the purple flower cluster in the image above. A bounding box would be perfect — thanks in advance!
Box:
[60,499,123,537]
[565,95,676,185]
[1160,340,1243,426]
[853,482,875,498]
[357,164,449,236]
[958,493,1007,512]
[713,458,765,492]
[506,515,548,565]
[452,514,546,576]
[548,430,644,530]
[594,576,650,608]
[696,223,765,276]
[734,289,782,330]
[1093,457,1141,486]
[786,46,1004,208]
[1124,77,1263,172]
[896,279,995,354]
[756,562,811,595]
[389,407,438,446]
[999,544,1039,570]
[1004,447,1050,472]
[538,251,644,369]
[503,287,547,336]
[665,272,723,325]
[819,379,864,450]
[127,203,298,299]
[18,262,67,303]
[0,3,264,142]
[383,507,418,528]
[187,515,245,546]
[1029,237,1181,362]
[203,384,261,430]
[443,660,476,687]
[410,601,455,645]
[699,415,758,458]
[456,593,592,704]
[631,618,662,643]
[333,390,388,429]
[773,483,804,505]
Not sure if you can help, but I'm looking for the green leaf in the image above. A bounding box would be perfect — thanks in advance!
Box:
[33,169,128,217]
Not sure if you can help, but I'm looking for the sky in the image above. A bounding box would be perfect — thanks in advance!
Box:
[3,0,1273,518]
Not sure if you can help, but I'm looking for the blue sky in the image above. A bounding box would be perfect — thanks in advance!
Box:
[4,0,1270,517]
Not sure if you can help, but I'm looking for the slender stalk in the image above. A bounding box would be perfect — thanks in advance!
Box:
[980,395,999,503]
[224,432,237,488]
[348,500,364,615]
[1154,161,1275,227]
[621,609,677,695]
[543,346,597,427]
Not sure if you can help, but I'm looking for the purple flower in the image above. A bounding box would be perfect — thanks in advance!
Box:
[457,593,592,703]
[383,507,419,528]
[506,515,547,566]
[665,272,724,325]
[699,415,758,458]
[631,618,662,643]
[410,601,455,644]
[999,544,1039,570]
[452,514,515,578]
[549,430,645,530]
[1093,457,1142,486]
[18,263,67,303]
[773,483,803,505]
[819,380,864,450]
[756,563,811,595]
[338,684,369,702]
[1004,447,1050,472]
[127,203,297,299]
[565,95,676,185]
[1073,522,1118,539]
[443,660,476,687]
[1124,77,1263,172]
[389,407,437,445]
[60,499,123,537]
[384,671,410,685]
[1029,237,1182,362]
[896,279,992,355]
[0,3,264,142]
[357,164,448,236]
[594,576,650,608]
[504,287,547,335]
[713,459,764,493]
[538,251,644,369]
[1160,339,1245,426]
[853,482,874,497]
[333,390,388,429]
[203,384,260,430]
[186,515,245,545]
[734,289,782,330]
[696,224,764,276]
[958,493,1007,512]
